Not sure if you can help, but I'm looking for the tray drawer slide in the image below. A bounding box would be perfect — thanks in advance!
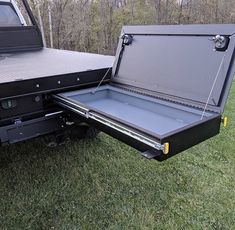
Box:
[53,85,221,161]
[53,94,169,155]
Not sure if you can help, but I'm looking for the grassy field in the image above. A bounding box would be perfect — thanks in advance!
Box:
[0,85,235,230]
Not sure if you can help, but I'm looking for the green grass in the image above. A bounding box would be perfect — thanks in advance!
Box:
[0,85,235,230]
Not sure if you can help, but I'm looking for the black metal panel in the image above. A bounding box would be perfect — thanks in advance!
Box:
[70,113,221,162]
[0,68,111,99]
[0,114,65,144]
[157,115,221,161]
[0,26,43,53]
[0,94,43,120]
[112,25,235,113]
[0,0,43,53]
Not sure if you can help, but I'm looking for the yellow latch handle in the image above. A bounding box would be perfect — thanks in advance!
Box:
[164,143,170,155]
[223,116,228,127]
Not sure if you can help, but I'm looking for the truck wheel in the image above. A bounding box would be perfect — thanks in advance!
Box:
[42,132,69,147]
[42,126,100,147]
[68,125,100,140]
[84,126,100,139]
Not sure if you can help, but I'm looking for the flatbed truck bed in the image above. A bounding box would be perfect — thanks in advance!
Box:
[0,48,114,99]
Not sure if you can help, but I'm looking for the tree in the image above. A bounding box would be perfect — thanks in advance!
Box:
[24,0,235,54]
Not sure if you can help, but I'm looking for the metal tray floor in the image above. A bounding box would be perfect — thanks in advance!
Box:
[60,85,215,136]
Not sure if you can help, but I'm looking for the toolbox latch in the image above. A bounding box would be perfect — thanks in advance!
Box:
[212,35,230,51]
[122,34,133,46]
[222,116,228,127]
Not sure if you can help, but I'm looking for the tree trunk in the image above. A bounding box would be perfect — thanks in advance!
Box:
[48,3,53,48]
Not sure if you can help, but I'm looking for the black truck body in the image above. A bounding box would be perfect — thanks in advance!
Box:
[0,0,235,161]
[0,0,114,146]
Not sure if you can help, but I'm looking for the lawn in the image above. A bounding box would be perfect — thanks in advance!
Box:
[0,85,234,230]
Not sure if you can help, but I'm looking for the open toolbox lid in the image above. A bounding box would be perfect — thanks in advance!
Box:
[54,24,234,161]
[112,24,235,113]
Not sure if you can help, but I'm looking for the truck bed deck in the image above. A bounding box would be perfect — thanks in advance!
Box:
[0,48,114,99]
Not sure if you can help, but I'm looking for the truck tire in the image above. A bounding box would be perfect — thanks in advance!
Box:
[68,125,100,140]
[84,126,100,139]
[42,126,100,147]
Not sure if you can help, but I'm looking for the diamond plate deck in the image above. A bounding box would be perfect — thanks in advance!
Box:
[0,48,114,83]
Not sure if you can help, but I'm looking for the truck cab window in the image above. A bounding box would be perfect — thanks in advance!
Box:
[0,4,22,27]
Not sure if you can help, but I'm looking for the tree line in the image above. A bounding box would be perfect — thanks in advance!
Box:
[22,0,235,55]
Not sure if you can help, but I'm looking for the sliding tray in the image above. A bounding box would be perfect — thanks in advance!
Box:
[54,24,235,161]
[54,85,220,161]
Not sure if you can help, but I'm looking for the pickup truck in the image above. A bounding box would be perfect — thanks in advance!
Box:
[0,0,114,144]
[0,0,235,161]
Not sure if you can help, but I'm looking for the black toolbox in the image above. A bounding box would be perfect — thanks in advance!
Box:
[54,25,235,161]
